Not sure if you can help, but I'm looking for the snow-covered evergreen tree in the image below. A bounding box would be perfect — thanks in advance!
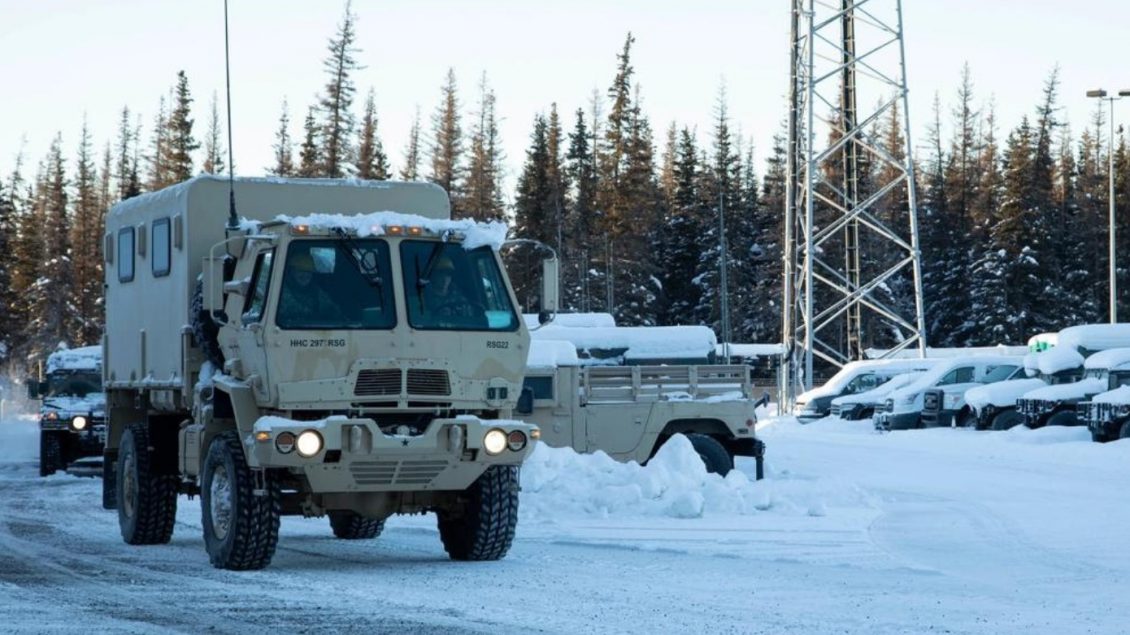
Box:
[355,89,389,180]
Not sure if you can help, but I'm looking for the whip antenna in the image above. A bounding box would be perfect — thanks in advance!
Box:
[223,0,238,229]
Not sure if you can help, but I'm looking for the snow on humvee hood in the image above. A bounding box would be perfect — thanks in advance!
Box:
[831,372,923,407]
[1091,386,1130,406]
[45,346,101,374]
[273,211,510,251]
[965,378,1047,409]
[1022,377,1107,402]
[1083,347,1130,371]
[1034,347,1084,376]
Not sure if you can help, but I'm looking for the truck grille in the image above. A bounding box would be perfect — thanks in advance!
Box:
[830,404,842,417]
[1016,398,1046,416]
[348,459,449,486]
[923,390,941,413]
[1076,401,1098,423]
[354,369,401,396]
[878,399,893,414]
[406,369,450,396]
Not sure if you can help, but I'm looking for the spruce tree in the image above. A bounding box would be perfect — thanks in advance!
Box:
[356,89,390,180]
[318,0,361,178]
[298,106,322,178]
[655,127,704,326]
[202,91,226,174]
[400,106,422,181]
[163,70,199,182]
[429,69,464,213]
[70,119,103,345]
[269,99,295,177]
[28,135,75,359]
[464,74,506,221]
[0,180,16,361]
[146,96,169,190]
[563,108,598,311]
[511,114,553,309]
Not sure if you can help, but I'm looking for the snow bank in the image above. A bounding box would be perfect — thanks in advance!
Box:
[526,340,580,368]
[1036,346,1084,375]
[1057,323,1130,352]
[45,346,101,373]
[1022,377,1106,401]
[530,324,717,362]
[276,211,510,251]
[522,436,770,519]
[1000,423,1092,445]
[1091,386,1130,406]
[0,416,39,463]
[523,313,616,329]
[965,378,1046,409]
[1084,347,1130,370]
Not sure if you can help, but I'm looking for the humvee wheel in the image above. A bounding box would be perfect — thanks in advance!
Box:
[1045,410,1077,428]
[201,431,280,570]
[118,423,178,545]
[991,410,1024,431]
[1120,420,1130,440]
[1091,429,1110,443]
[329,511,385,540]
[687,433,734,476]
[437,465,518,561]
[39,432,61,477]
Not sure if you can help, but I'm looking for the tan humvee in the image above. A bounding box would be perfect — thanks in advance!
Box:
[516,335,766,478]
[102,176,537,570]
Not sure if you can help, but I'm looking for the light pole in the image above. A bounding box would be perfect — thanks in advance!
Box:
[1087,88,1130,323]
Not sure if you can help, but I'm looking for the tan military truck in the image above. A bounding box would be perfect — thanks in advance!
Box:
[102,176,538,570]
[516,335,767,478]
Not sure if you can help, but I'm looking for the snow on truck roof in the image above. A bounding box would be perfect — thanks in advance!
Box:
[798,358,938,401]
[865,345,1027,359]
[1057,324,1130,351]
[275,211,510,250]
[1034,346,1085,375]
[46,346,101,373]
[1092,385,1130,406]
[1022,377,1107,402]
[526,340,581,368]
[529,324,717,361]
[1083,347,1130,370]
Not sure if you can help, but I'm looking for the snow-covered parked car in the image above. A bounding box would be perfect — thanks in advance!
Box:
[1078,386,1130,442]
[794,358,938,420]
[830,372,924,420]
[965,347,1084,430]
[1017,347,1130,429]
[26,346,106,477]
[920,361,1026,428]
[874,355,1023,431]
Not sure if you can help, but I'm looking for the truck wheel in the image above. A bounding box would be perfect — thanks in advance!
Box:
[1120,421,1130,440]
[956,410,976,428]
[39,432,61,477]
[102,452,117,509]
[991,410,1023,431]
[201,431,280,570]
[191,278,226,368]
[437,465,519,561]
[118,423,179,545]
[687,433,734,476]
[1091,429,1110,443]
[329,511,385,540]
[1045,410,1077,428]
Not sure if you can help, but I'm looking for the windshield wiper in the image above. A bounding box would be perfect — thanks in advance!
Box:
[331,228,385,310]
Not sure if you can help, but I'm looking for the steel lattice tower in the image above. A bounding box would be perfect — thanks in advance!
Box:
[781,0,927,403]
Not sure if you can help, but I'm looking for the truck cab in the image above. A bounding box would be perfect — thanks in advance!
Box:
[28,346,105,477]
[874,355,1022,430]
[965,347,1084,431]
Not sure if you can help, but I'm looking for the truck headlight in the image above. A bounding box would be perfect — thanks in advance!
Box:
[295,430,323,457]
[483,428,507,455]
[1118,404,1130,418]
[71,415,88,431]
[45,411,58,421]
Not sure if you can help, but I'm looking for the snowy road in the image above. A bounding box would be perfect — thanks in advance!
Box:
[0,415,1127,634]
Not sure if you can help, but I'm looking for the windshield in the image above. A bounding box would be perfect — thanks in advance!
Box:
[1086,368,1106,380]
[276,239,396,330]
[982,365,1019,383]
[46,371,102,397]
[401,240,519,331]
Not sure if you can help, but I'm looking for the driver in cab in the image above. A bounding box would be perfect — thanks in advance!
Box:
[277,252,342,327]
[421,256,478,325]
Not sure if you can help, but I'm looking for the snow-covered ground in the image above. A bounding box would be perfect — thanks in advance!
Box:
[0,413,1128,634]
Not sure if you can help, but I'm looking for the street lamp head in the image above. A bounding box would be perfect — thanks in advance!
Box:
[1087,89,1109,98]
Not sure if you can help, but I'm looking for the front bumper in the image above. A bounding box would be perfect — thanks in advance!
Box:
[248,415,538,493]
[921,409,955,428]
[874,411,920,431]
[41,419,106,451]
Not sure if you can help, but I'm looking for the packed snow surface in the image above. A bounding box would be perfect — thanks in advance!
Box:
[1083,346,1130,370]
[526,339,580,368]
[276,211,510,251]
[45,345,101,373]
[1021,377,1107,401]
[2,414,1130,633]
[1090,385,1130,405]
[529,324,717,361]
[831,372,923,407]
[1056,323,1130,352]
[1034,346,1084,375]
[965,377,1046,410]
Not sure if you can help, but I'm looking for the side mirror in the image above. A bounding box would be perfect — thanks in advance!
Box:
[755,391,771,410]
[537,310,554,325]
[202,255,229,324]
[223,278,250,297]
[516,386,534,415]
[540,256,559,314]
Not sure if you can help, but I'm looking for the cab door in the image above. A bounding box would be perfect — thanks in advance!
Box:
[233,248,276,403]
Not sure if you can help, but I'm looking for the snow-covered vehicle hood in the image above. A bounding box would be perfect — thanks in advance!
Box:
[1022,378,1106,402]
[1091,386,1130,406]
[1083,348,1130,371]
[965,378,1047,410]
[1034,347,1084,376]
[41,393,106,418]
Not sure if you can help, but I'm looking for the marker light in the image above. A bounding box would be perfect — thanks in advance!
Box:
[483,429,507,455]
[292,224,310,235]
[275,431,296,454]
[255,431,271,443]
[506,430,527,452]
[387,225,404,235]
[295,430,324,457]
[407,226,423,236]
[45,411,58,421]
[71,415,88,431]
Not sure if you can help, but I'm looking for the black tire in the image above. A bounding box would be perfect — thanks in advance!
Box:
[102,452,117,509]
[991,410,1024,431]
[437,465,519,561]
[955,410,976,429]
[201,431,280,570]
[329,511,386,540]
[1120,420,1130,440]
[687,433,734,476]
[191,277,226,368]
[118,423,179,545]
[1045,410,1077,428]
[1091,429,1111,443]
[39,432,61,477]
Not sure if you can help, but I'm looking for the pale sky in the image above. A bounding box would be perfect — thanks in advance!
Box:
[1,0,1126,195]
